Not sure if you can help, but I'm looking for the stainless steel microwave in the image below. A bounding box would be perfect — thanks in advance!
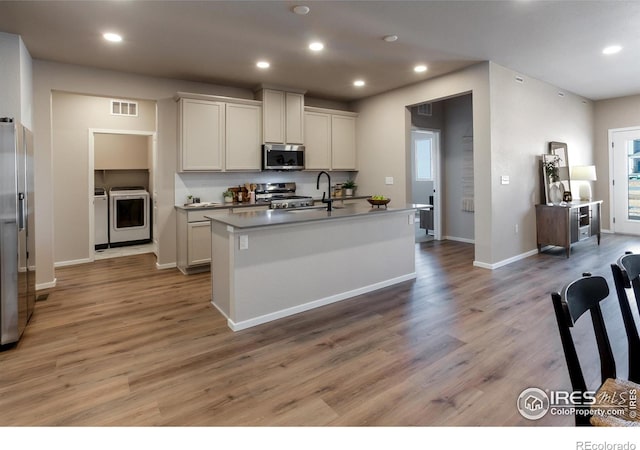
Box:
[262,144,305,170]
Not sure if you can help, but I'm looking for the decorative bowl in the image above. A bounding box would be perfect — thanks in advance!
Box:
[367,197,391,207]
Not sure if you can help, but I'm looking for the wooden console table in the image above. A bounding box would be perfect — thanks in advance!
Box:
[535,200,602,258]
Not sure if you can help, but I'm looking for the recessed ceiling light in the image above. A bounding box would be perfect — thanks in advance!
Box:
[602,45,622,55]
[256,61,270,69]
[103,32,122,43]
[383,35,398,42]
[309,42,324,52]
[353,80,365,87]
[292,5,310,15]
[414,65,428,73]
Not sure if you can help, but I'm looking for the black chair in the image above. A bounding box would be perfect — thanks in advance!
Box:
[551,273,616,426]
[610,252,640,383]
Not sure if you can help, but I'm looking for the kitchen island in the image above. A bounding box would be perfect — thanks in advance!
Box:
[207,204,416,331]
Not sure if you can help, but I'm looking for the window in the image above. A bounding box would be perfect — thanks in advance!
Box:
[414,132,434,181]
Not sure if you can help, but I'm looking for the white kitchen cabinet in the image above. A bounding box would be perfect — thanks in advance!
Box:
[304,107,358,170]
[177,208,216,273]
[225,103,262,170]
[331,115,357,170]
[258,89,304,144]
[304,111,331,170]
[179,98,224,171]
[187,221,212,266]
[178,93,262,172]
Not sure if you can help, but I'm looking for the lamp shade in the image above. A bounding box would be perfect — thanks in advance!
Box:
[571,165,597,181]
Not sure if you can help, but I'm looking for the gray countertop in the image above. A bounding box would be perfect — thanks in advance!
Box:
[206,203,419,230]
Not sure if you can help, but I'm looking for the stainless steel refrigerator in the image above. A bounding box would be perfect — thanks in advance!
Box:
[0,118,35,345]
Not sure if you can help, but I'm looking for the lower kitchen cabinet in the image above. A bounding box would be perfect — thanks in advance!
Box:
[177,208,215,274]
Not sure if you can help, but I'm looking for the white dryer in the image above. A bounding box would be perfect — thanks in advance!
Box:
[109,186,151,246]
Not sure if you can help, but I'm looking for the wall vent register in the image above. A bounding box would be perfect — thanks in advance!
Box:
[110,99,138,117]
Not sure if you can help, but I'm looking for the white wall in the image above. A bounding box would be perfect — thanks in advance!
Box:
[593,94,640,228]
[488,63,594,263]
[353,62,493,265]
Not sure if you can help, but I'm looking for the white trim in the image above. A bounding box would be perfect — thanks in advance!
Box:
[36,279,57,290]
[444,235,475,244]
[473,248,540,270]
[222,272,417,332]
[55,258,92,268]
[602,228,613,234]
[210,300,231,322]
[155,261,177,270]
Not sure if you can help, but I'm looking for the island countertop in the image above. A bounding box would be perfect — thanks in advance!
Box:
[205,203,417,230]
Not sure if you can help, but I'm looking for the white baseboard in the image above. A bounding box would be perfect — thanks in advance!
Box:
[54,258,92,268]
[444,235,475,244]
[224,272,417,332]
[155,261,177,270]
[473,248,540,270]
[36,279,57,290]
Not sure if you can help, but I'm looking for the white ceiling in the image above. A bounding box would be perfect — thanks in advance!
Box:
[1,0,639,102]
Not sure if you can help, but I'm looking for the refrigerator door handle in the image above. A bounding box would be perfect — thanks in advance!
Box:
[18,192,25,230]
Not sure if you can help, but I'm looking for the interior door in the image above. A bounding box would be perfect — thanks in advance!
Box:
[612,128,640,235]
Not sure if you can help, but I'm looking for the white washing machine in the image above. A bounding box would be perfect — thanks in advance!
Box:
[94,187,108,250]
[109,186,151,246]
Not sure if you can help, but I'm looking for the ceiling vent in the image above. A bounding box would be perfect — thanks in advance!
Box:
[110,99,138,117]
[417,103,432,116]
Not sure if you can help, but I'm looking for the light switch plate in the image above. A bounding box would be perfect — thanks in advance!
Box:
[408,214,415,225]
[385,177,394,185]
[239,235,249,250]
[501,175,510,185]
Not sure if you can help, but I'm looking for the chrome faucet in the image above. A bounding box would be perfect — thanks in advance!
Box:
[316,171,333,211]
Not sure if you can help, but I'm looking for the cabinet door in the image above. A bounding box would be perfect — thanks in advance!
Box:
[180,99,224,171]
[285,92,304,144]
[304,112,331,170]
[187,221,212,266]
[262,89,285,144]
[331,115,357,170]
[226,103,262,170]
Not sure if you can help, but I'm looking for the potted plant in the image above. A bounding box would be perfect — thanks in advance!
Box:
[343,179,357,196]
[223,191,234,203]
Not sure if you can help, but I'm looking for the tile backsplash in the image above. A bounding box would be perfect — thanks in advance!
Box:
[175,171,354,205]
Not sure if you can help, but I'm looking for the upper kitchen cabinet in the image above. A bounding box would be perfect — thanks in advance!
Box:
[179,98,224,171]
[177,93,262,172]
[225,103,262,171]
[256,89,304,144]
[304,107,358,171]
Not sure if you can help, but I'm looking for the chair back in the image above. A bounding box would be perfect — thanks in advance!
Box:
[611,252,640,383]
[551,273,615,426]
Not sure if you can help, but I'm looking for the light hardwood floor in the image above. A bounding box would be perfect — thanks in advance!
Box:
[2,235,639,426]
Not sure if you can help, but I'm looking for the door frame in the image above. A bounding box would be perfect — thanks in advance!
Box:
[608,126,640,233]
[88,128,157,261]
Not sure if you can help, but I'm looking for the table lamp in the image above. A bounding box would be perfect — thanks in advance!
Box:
[571,165,597,201]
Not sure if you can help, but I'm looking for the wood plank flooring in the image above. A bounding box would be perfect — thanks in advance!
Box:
[2,235,640,426]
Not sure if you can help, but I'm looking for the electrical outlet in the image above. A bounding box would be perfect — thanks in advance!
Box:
[515,224,519,234]
[408,214,415,225]
[239,235,249,250]
[385,177,394,185]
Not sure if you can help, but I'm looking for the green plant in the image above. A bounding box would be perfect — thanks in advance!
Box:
[543,155,560,182]
[223,191,234,198]
[343,179,357,189]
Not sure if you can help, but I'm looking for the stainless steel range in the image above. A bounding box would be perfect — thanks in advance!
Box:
[255,182,314,209]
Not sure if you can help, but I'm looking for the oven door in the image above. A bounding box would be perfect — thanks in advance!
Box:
[263,144,305,170]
